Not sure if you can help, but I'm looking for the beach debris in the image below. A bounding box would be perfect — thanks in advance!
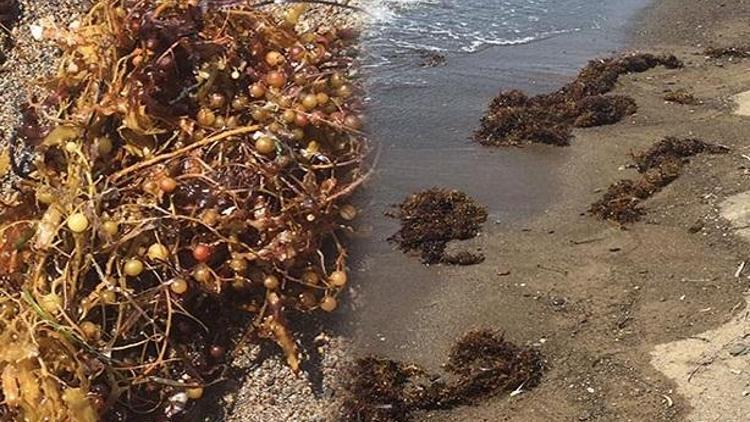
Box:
[0,0,366,419]
[418,50,446,67]
[475,53,683,146]
[727,342,749,357]
[590,137,728,224]
[340,329,544,421]
[632,137,728,171]
[442,250,485,266]
[663,89,700,105]
[388,189,487,265]
[705,46,750,59]
[735,261,746,278]
[688,220,704,233]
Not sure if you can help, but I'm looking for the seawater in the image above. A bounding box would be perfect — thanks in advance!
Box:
[361,0,636,84]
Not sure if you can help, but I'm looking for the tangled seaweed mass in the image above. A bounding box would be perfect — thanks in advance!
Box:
[388,189,487,265]
[704,45,750,59]
[475,53,683,147]
[590,137,728,224]
[340,330,544,422]
[0,0,367,419]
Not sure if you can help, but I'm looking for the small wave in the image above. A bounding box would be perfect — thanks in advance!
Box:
[361,0,598,57]
[461,28,582,53]
[359,0,607,87]
[363,0,434,24]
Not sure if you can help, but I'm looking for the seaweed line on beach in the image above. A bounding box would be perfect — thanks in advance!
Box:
[704,45,750,59]
[663,89,700,105]
[475,53,683,147]
[339,329,544,422]
[589,137,729,224]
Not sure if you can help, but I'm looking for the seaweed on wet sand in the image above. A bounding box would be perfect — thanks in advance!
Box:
[632,137,729,172]
[588,179,648,224]
[442,251,485,266]
[339,357,431,422]
[0,0,367,419]
[704,46,750,59]
[573,95,637,128]
[590,137,729,224]
[663,89,699,105]
[388,189,488,265]
[443,329,544,403]
[475,53,683,147]
[339,329,544,421]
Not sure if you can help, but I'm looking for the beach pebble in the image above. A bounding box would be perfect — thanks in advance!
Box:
[30,24,43,41]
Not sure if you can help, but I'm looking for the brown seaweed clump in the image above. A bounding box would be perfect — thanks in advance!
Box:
[339,329,544,422]
[0,0,367,420]
[0,0,18,27]
[704,46,750,59]
[663,89,699,105]
[632,137,728,171]
[475,53,682,146]
[388,189,488,265]
[590,137,728,223]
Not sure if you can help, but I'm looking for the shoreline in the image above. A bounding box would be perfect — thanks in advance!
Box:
[632,0,750,49]
[2,0,750,421]
[201,0,750,418]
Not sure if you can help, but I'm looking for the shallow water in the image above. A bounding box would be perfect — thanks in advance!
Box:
[345,0,652,362]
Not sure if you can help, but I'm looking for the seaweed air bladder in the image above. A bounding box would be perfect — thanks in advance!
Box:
[0,0,368,419]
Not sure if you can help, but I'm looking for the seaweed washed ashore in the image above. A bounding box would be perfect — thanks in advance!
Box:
[340,330,544,422]
[388,189,488,265]
[475,53,682,147]
[0,0,367,420]
[590,137,729,224]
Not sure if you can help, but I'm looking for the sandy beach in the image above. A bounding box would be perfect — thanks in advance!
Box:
[2,0,750,421]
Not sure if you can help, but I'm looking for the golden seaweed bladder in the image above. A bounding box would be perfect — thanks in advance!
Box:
[0,0,368,419]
